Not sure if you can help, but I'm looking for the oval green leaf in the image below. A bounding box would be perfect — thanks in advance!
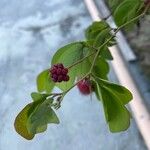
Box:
[36,69,55,93]
[14,104,35,140]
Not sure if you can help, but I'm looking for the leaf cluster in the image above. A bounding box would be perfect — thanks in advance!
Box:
[108,0,145,28]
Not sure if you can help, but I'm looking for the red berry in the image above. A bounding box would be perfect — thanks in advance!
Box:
[62,68,68,75]
[52,74,57,79]
[50,63,70,82]
[57,75,63,82]
[63,75,69,81]
[77,79,93,95]
[56,68,62,75]
[50,65,56,71]
[52,77,58,82]
[50,68,56,74]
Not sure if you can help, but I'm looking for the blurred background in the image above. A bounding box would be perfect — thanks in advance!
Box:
[0,0,150,150]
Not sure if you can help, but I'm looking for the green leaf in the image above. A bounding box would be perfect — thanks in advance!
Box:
[114,0,143,26]
[76,59,91,78]
[93,80,109,121]
[27,99,59,134]
[15,98,59,139]
[85,21,109,40]
[85,40,95,47]
[93,76,132,132]
[94,28,113,48]
[100,86,131,132]
[108,0,122,12]
[36,69,55,93]
[98,78,133,105]
[93,80,101,100]
[14,104,35,140]
[85,21,116,49]
[75,47,92,78]
[100,47,113,60]
[93,58,109,80]
[52,42,83,65]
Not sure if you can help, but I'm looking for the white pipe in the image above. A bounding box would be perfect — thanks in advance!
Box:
[84,0,150,149]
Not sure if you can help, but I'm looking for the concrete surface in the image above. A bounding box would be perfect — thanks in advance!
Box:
[0,0,147,150]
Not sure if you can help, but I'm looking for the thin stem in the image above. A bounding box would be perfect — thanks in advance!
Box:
[49,73,91,99]
[47,93,62,98]
[102,13,112,20]
[63,72,91,95]
[89,35,115,73]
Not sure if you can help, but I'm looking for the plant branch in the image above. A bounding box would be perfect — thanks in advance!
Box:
[89,35,115,73]
[102,13,112,20]
[52,4,150,106]
[63,72,91,95]
[89,4,150,73]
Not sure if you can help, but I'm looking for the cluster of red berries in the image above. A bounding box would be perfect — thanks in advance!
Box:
[77,78,93,95]
[50,63,69,82]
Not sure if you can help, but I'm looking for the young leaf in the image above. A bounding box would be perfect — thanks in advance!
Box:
[27,99,59,134]
[36,69,55,93]
[93,58,109,80]
[114,0,143,26]
[94,28,113,48]
[85,21,109,40]
[14,103,35,140]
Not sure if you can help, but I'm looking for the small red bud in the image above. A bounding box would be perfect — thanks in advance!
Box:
[77,78,93,95]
